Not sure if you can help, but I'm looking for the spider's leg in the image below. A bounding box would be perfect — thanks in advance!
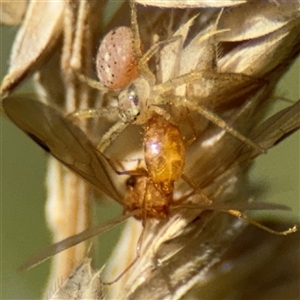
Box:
[96,120,129,153]
[183,99,266,153]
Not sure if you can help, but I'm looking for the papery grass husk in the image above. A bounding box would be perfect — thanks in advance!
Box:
[1,1,299,299]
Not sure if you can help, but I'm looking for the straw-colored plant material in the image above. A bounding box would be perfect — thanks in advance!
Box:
[0,0,28,25]
[1,1,299,299]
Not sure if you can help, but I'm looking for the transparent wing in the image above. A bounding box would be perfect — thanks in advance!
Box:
[19,213,135,271]
[237,99,300,164]
[185,99,300,188]
[251,99,300,150]
[2,95,122,203]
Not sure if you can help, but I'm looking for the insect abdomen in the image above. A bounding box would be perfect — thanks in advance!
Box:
[144,114,185,194]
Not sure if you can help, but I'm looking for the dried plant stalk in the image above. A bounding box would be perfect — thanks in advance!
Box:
[1,0,300,299]
[0,0,64,97]
[0,0,28,25]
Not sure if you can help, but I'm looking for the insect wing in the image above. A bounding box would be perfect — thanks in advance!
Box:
[236,99,300,165]
[2,95,121,202]
[174,201,292,212]
[251,99,300,150]
[20,213,134,271]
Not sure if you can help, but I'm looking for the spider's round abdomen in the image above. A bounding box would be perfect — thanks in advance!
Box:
[144,114,185,194]
[96,27,139,90]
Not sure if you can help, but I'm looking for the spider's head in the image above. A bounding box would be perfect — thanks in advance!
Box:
[118,77,150,124]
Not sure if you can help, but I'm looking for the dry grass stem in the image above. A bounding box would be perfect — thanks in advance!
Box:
[1,0,299,299]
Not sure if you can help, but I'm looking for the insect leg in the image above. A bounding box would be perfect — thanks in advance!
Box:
[101,223,145,285]
[226,210,298,235]
[181,174,212,205]
[101,181,149,285]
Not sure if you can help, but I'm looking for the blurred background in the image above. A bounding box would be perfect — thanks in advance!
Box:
[1,10,299,300]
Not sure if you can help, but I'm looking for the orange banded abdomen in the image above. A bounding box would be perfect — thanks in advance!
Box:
[144,114,185,194]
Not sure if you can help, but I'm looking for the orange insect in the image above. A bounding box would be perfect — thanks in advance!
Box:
[3,95,296,279]
[123,113,185,219]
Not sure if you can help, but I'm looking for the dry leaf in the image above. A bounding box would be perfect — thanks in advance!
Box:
[2,1,299,299]
[0,0,28,25]
[47,258,104,300]
[218,14,300,77]
[217,2,300,41]
[0,1,64,97]
[134,0,246,8]
[184,220,300,299]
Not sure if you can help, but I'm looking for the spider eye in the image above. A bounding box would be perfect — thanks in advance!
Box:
[118,84,141,122]
[127,85,139,107]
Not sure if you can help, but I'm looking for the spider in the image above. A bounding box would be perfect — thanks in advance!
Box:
[3,1,296,285]
[72,0,265,154]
